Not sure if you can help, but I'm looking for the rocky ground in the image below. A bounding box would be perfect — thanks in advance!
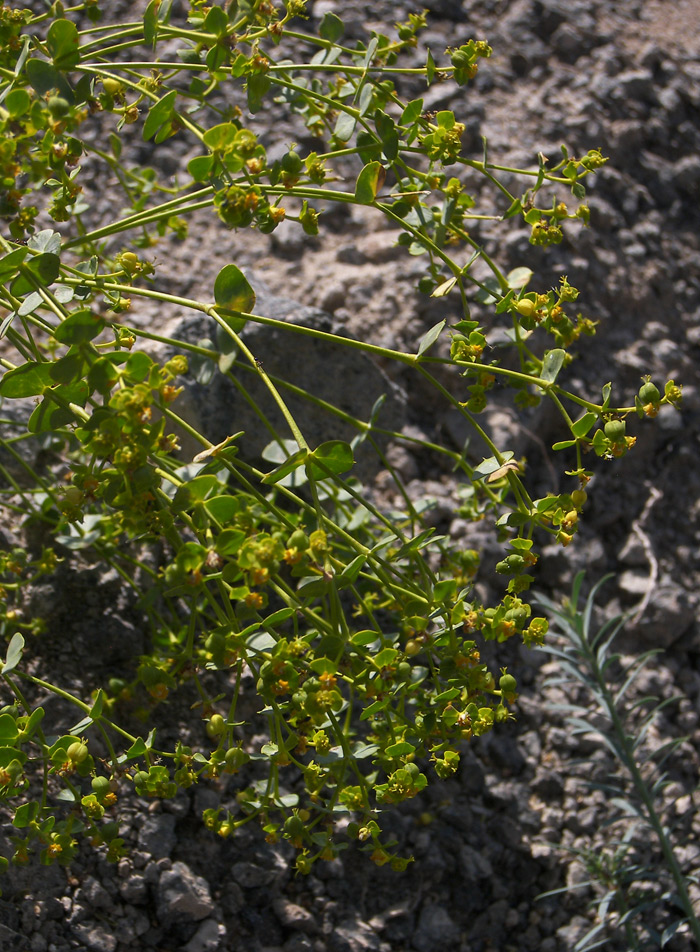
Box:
[1,0,700,950]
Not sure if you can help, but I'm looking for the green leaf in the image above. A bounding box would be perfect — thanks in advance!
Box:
[5,88,31,118]
[571,412,597,438]
[401,98,423,125]
[246,73,270,113]
[124,351,153,383]
[3,633,25,674]
[433,687,460,705]
[431,277,457,298]
[0,247,29,281]
[11,253,61,296]
[144,0,160,47]
[90,690,105,719]
[88,356,121,394]
[262,448,308,485]
[433,579,457,603]
[296,575,329,598]
[214,264,255,318]
[28,229,62,255]
[353,742,379,759]
[552,439,576,450]
[385,740,416,758]
[360,698,389,720]
[426,49,436,85]
[507,267,533,290]
[334,110,357,142]
[202,122,238,151]
[416,321,445,358]
[362,37,379,69]
[13,801,39,828]
[337,555,367,586]
[504,197,522,219]
[354,161,385,204]
[374,647,399,668]
[204,495,241,523]
[125,738,147,759]
[189,341,216,386]
[310,657,336,676]
[47,19,80,70]
[495,289,515,314]
[263,607,295,628]
[54,309,104,345]
[0,361,53,398]
[357,82,372,117]
[307,441,354,480]
[601,381,612,410]
[319,12,344,42]
[25,58,72,100]
[540,348,566,385]
[188,155,214,182]
[203,4,228,34]
[350,630,379,647]
[215,528,245,556]
[142,88,177,142]
[28,384,87,433]
[472,452,515,481]
[0,714,18,744]
[246,630,276,651]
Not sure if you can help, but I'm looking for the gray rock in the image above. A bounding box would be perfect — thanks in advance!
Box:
[556,915,594,947]
[231,861,277,888]
[70,922,117,952]
[137,813,177,859]
[0,923,24,952]
[531,769,565,800]
[328,916,381,952]
[284,935,315,952]
[183,919,226,952]
[73,876,114,912]
[0,397,44,487]
[412,904,460,952]
[631,578,698,647]
[273,898,319,934]
[160,280,406,479]
[459,844,493,881]
[157,861,215,922]
[119,873,148,904]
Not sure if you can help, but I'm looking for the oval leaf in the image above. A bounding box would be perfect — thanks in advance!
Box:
[540,348,566,385]
[3,633,25,674]
[47,18,80,69]
[307,440,354,480]
[355,161,385,204]
[214,264,255,316]
[262,448,308,485]
[11,253,61,296]
[571,411,597,438]
[417,320,445,356]
[0,361,53,398]
[54,309,104,345]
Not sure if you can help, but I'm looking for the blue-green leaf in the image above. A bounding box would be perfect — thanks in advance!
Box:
[540,348,566,384]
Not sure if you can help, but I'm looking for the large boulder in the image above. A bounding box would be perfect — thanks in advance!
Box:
[159,279,407,481]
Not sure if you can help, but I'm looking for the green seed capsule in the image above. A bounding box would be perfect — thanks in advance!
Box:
[639,381,660,404]
[67,741,88,764]
[604,419,626,441]
[48,96,70,118]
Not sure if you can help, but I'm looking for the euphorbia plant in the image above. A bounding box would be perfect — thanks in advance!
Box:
[0,0,680,875]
